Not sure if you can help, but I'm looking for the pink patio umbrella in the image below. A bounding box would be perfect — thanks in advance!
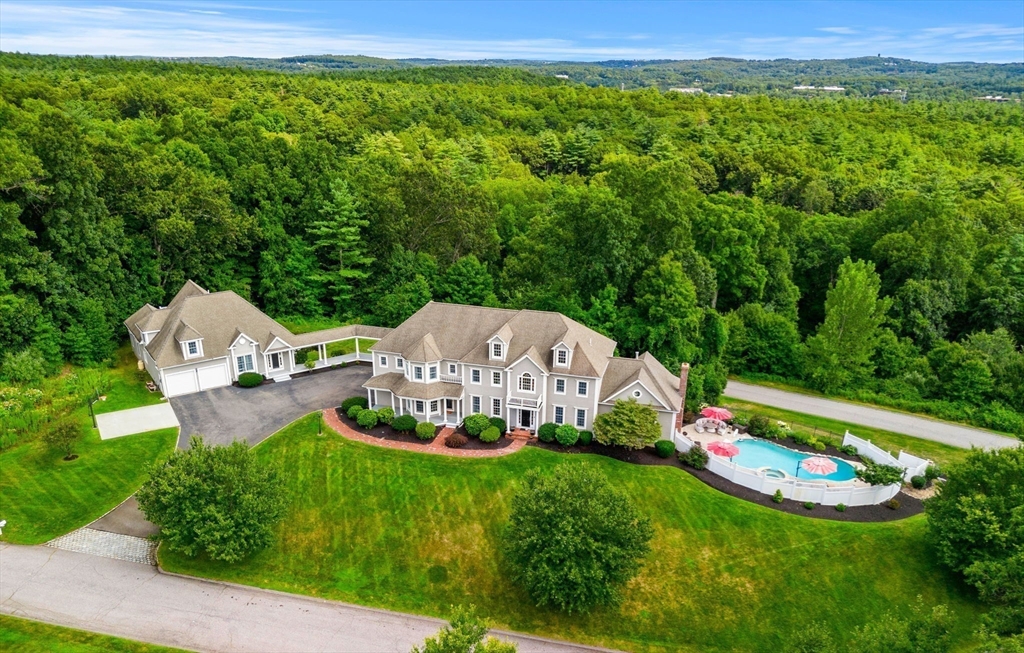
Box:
[706,441,740,458]
[798,456,838,478]
[701,407,734,421]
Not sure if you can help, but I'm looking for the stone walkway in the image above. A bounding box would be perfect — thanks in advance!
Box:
[46,528,157,565]
[323,410,528,458]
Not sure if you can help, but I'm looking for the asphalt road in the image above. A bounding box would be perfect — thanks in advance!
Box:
[724,380,1020,450]
[0,544,609,653]
[170,365,371,449]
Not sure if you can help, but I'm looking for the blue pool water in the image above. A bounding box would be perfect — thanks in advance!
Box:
[728,439,857,481]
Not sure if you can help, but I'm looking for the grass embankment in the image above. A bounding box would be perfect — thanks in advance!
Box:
[161,414,983,653]
[92,345,167,415]
[0,427,177,544]
[721,398,972,468]
[0,615,182,653]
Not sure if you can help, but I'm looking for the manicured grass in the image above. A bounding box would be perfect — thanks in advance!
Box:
[161,414,983,653]
[722,398,972,468]
[0,427,177,544]
[0,615,181,653]
[276,315,345,334]
[93,345,166,415]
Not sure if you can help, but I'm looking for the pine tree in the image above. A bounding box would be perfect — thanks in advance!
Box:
[307,180,374,315]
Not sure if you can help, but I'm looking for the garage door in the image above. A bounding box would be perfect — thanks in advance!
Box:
[165,369,199,397]
[197,363,229,391]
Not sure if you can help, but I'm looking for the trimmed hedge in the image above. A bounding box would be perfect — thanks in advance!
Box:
[555,424,579,447]
[377,406,395,425]
[479,426,501,443]
[464,413,490,436]
[578,430,593,446]
[654,440,675,458]
[357,409,379,429]
[538,422,558,443]
[415,421,437,440]
[341,396,368,413]
[347,404,364,419]
[489,417,507,434]
[392,414,417,432]
[238,372,264,388]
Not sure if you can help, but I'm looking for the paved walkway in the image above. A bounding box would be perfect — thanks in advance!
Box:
[95,403,179,440]
[0,544,607,653]
[323,410,528,458]
[724,380,1020,450]
[46,528,157,565]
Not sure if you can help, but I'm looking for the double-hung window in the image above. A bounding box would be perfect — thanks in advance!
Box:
[491,342,503,359]
[379,355,388,367]
[448,363,457,375]
[236,354,254,373]
[472,395,481,413]
[575,408,586,428]
[429,400,438,413]
[554,406,564,424]
[471,369,481,384]
[491,397,502,417]
[415,400,425,413]
[414,366,424,381]
[397,358,405,369]
[187,340,199,357]
[491,371,502,387]
[554,378,566,394]
[556,349,568,366]
[576,380,589,397]
[429,366,438,381]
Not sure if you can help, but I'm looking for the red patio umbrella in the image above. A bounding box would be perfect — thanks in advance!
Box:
[799,456,838,477]
[706,441,740,458]
[701,407,734,421]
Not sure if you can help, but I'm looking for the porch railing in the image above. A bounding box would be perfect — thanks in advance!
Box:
[508,397,541,408]
[439,374,462,384]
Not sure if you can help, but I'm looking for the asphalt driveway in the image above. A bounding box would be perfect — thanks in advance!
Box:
[170,365,371,448]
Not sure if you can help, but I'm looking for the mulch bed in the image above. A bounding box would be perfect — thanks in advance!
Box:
[445,425,515,451]
[335,409,434,446]
[528,439,924,523]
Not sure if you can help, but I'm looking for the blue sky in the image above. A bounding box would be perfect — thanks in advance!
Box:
[1,1,1022,63]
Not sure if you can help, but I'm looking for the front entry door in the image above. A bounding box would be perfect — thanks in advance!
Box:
[520,409,533,429]
[270,352,283,370]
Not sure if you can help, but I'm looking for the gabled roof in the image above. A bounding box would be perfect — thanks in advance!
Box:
[404,333,443,363]
[174,322,202,342]
[509,345,549,374]
[369,302,616,377]
[364,372,464,400]
[600,352,682,411]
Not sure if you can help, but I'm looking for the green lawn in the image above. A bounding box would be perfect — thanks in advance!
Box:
[0,427,177,544]
[721,398,972,468]
[0,615,181,653]
[161,414,983,653]
[93,345,166,415]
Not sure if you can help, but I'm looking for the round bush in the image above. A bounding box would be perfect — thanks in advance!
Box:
[803,501,815,510]
[415,421,436,440]
[464,413,491,436]
[341,396,368,413]
[445,432,468,448]
[357,409,378,429]
[347,404,364,420]
[479,426,501,443]
[555,424,579,447]
[925,464,941,481]
[238,372,264,388]
[392,414,417,432]
[812,440,827,451]
[835,503,847,512]
[538,422,558,443]
[911,475,927,489]
[578,430,593,446]
[885,498,901,510]
[681,444,708,470]
[772,489,784,504]
[489,417,507,434]
[377,406,395,425]
[748,414,770,437]
[654,440,675,458]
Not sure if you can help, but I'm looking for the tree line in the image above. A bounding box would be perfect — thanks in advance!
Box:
[0,53,1022,433]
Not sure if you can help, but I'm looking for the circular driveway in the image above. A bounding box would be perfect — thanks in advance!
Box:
[169,365,372,448]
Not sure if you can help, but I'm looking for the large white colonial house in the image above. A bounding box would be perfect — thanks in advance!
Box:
[124,281,389,397]
[364,302,688,439]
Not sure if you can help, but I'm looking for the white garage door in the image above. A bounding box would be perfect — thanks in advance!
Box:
[165,369,199,397]
[197,363,229,391]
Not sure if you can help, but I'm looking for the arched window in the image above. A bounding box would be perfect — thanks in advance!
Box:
[518,372,535,392]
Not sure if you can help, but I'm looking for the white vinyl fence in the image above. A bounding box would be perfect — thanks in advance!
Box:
[672,430,695,453]
[843,431,933,482]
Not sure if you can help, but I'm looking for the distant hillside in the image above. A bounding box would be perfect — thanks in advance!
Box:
[153,54,1023,98]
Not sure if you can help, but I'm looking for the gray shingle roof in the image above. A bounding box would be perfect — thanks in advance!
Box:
[364,372,464,399]
[599,352,682,411]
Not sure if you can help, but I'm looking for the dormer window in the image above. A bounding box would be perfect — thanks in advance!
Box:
[183,339,203,359]
[491,342,503,359]
[556,349,568,366]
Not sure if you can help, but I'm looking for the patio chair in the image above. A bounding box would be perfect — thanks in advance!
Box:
[695,424,705,433]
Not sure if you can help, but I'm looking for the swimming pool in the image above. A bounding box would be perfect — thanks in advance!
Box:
[727,439,857,482]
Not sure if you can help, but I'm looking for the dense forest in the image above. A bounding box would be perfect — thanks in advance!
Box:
[155,54,1024,98]
[1,52,1022,434]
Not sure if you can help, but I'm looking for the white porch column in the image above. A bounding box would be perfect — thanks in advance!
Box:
[319,343,326,366]
[355,338,360,359]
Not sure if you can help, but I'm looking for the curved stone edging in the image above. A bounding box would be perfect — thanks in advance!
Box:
[322,409,528,458]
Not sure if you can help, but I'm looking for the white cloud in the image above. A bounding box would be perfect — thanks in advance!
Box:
[818,27,858,35]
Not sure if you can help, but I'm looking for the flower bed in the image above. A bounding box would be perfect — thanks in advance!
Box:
[334,408,434,446]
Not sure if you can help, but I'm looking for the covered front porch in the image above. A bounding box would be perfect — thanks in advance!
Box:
[263,325,391,381]
[507,397,542,434]
[366,385,465,427]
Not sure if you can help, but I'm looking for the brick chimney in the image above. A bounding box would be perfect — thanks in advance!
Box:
[675,362,690,430]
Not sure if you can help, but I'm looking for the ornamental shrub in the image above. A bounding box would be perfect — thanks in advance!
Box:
[654,440,675,458]
[593,399,661,449]
[911,475,927,489]
[392,414,417,432]
[813,440,827,451]
[840,444,859,456]
[681,443,709,470]
[480,426,501,443]
[538,422,558,442]
[357,409,378,429]
[238,372,263,388]
[377,406,395,425]
[347,404,364,419]
[304,350,318,370]
[503,463,653,613]
[555,424,579,446]
[803,501,815,510]
[415,421,437,440]
[857,462,905,486]
[835,503,847,512]
[341,396,368,412]
[578,430,593,446]
[445,432,468,448]
[925,464,941,481]
[772,489,784,503]
[464,413,491,436]
[747,414,770,437]
[885,498,900,510]
[489,417,507,434]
